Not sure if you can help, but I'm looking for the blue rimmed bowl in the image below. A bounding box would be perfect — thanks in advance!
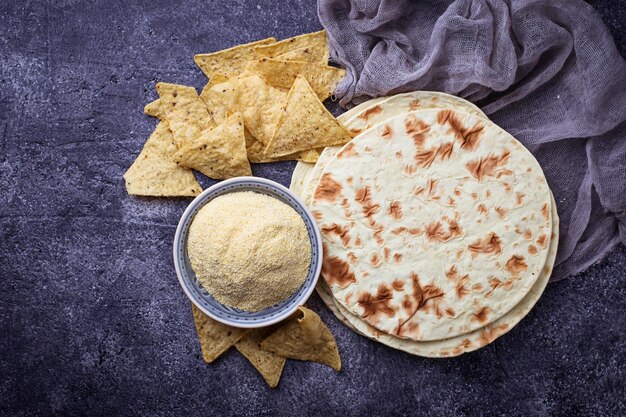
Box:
[173,177,322,328]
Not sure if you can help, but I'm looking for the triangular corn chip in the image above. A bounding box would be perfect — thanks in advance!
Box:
[275,43,329,64]
[245,134,321,163]
[144,99,162,118]
[123,122,201,197]
[200,83,230,125]
[260,306,341,371]
[191,304,247,363]
[246,58,345,101]
[156,82,215,149]
[235,328,286,388]
[297,148,321,163]
[210,74,286,145]
[264,76,352,157]
[173,112,251,180]
[194,37,276,79]
[254,30,327,59]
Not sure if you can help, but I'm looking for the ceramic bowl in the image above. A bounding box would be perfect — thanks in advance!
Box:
[173,177,322,328]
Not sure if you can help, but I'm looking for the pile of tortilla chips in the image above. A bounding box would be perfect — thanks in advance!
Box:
[124,30,351,197]
[192,304,341,388]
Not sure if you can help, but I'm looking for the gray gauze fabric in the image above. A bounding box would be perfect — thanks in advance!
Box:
[318,0,626,281]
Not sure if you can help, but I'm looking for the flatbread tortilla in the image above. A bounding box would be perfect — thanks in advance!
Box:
[309,108,552,341]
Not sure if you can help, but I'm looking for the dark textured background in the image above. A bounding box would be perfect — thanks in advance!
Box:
[1,1,625,416]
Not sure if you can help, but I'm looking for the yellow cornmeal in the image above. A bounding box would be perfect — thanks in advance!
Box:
[187,191,311,312]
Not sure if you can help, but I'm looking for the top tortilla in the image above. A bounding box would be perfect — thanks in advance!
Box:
[309,108,552,341]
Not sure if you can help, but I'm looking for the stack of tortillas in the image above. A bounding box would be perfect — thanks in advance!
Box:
[290,92,559,357]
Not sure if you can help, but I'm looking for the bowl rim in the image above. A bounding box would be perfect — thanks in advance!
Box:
[173,176,322,328]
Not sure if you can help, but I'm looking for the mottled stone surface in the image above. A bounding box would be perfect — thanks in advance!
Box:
[0,1,624,416]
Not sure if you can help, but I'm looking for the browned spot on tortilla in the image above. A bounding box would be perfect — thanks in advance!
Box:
[314,173,343,203]
[465,150,511,181]
[391,227,407,236]
[370,253,381,267]
[395,151,403,160]
[486,190,491,198]
[337,142,358,159]
[445,265,458,280]
[445,308,456,317]
[404,165,416,175]
[488,276,502,291]
[437,109,484,150]
[392,279,405,291]
[357,283,395,322]
[408,227,421,236]
[524,229,533,240]
[346,176,353,186]
[408,99,420,110]
[456,276,470,299]
[388,201,403,220]
[395,272,445,336]
[415,148,438,168]
[364,146,372,152]
[541,203,549,220]
[405,115,429,141]
[468,232,502,256]
[358,105,382,121]
[439,142,454,160]
[505,255,528,276]
[311,210,323,221]
[495,206,507,219]
[373,228,385,246]
[482,324,510,345]
[354,186,380,223]
[472,307,491,323]
[383,247,390,262]
[393,253,403,263]
[528,245,538,255]
[503,182,511,192]
[478,204,488,214]
[349,128,363,137]
[456,249,464,260]
[320,223,351,247]
[471,283,483,291]
[426,179,438,197]
[454,189,461,197]
[322,254,356,289]
[446,265,469,299]
[347,252,358,265]
[354,236,363,247]
[536,234,548,248]
[447,197,456,207]
[413,186,425,197]
[516,192,525,205]
[381,124,393,139]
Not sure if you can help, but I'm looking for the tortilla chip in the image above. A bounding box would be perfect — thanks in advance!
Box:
[245,134,320,163]
[156,82,215,149]
[235,328,286,388]
[275,43,329,64]
[246,58,345,101]
[263,76,352,157]
[144,99,162,118]
[200,84,230,125]
[260,306,341,371]
[210,74,285,145]
[194,37,276,79]
[123,122,201,197]
[254,30,327,60]
[173,112,251,179]
[191,304,247,363]
[297,148,321,163]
